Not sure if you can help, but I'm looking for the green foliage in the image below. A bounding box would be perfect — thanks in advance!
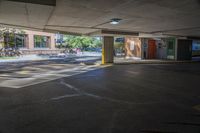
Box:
[92,37,102,48]
[114,41,125,54]
[61,35,102,49]
[114,42,124,49]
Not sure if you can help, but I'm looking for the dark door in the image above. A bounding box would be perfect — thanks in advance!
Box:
[148,40,156,59]
[167,38,176,59]
[177,40,192,60]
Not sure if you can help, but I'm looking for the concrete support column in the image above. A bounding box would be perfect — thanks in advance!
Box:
[102,36,114,64]
[27,34,34,49]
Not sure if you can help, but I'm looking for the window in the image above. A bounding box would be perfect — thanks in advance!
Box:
[16,34,26,48]
[192,40,200,51]
[168,41,174,50]
[3,33,26,48]
[34,35,49,48]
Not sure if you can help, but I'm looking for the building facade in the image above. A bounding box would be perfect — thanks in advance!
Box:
[120,36,200,61]
[0,30,61,54]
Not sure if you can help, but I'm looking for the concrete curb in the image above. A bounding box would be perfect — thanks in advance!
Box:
[114,60,200,65]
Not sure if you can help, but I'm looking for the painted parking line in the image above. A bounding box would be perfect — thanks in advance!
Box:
[51,94,82,100]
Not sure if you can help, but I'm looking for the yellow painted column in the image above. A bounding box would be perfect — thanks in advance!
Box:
[102,36,114,64]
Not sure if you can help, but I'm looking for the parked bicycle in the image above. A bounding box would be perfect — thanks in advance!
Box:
[61,48,77,54]
[0,47,23,57]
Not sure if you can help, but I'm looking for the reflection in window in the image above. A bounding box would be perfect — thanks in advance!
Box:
[168,41,174,50]
[34,35,49,48]
[3,33,26,48]
[16,34,26,48]
[192,40,200,51]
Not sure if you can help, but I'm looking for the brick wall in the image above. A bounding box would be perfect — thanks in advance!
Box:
[24,30,56,50]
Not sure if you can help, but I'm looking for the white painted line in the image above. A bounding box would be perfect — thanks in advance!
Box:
[51,94,82,100]
[59,80,161,105]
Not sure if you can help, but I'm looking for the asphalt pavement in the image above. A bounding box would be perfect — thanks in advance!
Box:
[0,61,200,133]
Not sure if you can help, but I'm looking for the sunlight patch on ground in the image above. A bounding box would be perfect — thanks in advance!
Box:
[0,64,107,88]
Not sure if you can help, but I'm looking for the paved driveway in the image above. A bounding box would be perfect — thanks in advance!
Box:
[0,60,103,88]
[0,62,200,133]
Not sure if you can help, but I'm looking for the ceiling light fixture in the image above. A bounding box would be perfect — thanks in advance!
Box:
[110,18,122,25]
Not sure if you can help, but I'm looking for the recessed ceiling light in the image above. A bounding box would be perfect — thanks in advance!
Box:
[110,18,122,25]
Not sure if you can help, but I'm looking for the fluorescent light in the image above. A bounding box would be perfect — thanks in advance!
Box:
[110,18,122,25]
[110,21,119,25]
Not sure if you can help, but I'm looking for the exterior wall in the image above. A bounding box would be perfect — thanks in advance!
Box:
[1,30,58,55]
[24,30,56,50]
[156,39,167,59]
[125,37,141,58]
[50,34,55,49]
[27,33,34,49]
[141,38,169,60]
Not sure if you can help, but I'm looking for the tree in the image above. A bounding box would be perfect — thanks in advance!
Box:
[92,37,102,48]
[61,35,102,49]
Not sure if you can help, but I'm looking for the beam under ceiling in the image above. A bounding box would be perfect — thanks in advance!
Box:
[88,29,139,37]
[6,0,56,6]
[0,22,82,36]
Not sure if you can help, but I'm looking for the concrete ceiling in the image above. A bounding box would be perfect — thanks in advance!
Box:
[0,0,200,37]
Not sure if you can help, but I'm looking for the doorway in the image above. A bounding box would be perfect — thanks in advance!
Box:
[148,40,156,59]
[177,39,192,60]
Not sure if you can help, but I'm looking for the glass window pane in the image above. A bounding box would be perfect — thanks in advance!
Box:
[16,34,25,48]
[34,35,48,48]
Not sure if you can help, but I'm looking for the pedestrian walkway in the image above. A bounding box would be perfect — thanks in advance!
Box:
[114,57,199,64]
[0,52,102,63]
[0,55,51,63]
